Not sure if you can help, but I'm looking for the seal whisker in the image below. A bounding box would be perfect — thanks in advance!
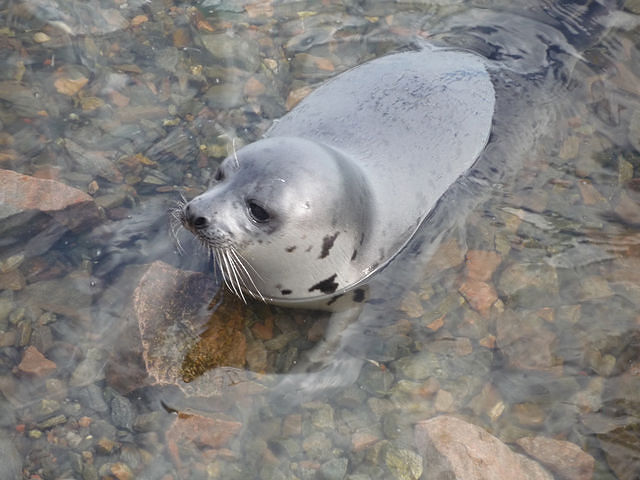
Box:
[217,249,239,299]
[229,247,266,302]
[168,203,187,255]
[231,137,239,169]
[221,248,247,303]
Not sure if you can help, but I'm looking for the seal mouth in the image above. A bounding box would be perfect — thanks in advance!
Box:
[169,199,265,303]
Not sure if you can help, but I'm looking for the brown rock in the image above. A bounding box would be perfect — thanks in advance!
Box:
[18,346,57,376]
[400,291,424,318]
[282,413,302,437]
[465,250,502,282]
[415,415,552,480]
[0,168,101,231]
[352,431,379,451]
[286,86,312,111]
[496,310,558,371]
[577,180,606,205]
[243,76,266,97]
[0,269,25,291]
[167,413,242,450]
[459,279,498,318]
[516,436,595,480]
[426,237,465,273]
[615,191,640,225]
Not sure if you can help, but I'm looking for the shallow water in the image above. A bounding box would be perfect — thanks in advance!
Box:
[1,0,640,478]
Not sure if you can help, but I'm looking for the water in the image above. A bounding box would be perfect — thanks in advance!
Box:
[1,0,640,478]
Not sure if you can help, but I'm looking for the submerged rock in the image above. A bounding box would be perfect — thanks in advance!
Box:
[515,436,595,480]
[414,415,552,480]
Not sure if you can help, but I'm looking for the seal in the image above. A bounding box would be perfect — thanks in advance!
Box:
[179,47,495,307]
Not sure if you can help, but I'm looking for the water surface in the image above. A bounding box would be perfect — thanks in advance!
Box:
[1,0,640,478]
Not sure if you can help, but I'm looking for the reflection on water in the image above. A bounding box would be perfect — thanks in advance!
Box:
[1,0,640,478]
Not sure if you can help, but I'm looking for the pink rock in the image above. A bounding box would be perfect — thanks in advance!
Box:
[516,436,595,480]
[18,346,57,377]
[459,279,498,318]
[0,168,101,231]
[167,413,242,449]
[414,415,552,480]
[465,250,502,282]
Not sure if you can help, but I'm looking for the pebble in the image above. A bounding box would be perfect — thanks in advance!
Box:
[384,446,423,480]
[320,457,349,480]
[17,345,57,376]
[75,384,109,413]
[110,394,135,431]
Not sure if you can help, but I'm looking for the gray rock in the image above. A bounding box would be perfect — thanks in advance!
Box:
[0,436,21,480]
[75,384,109,412]
[320,457,349,480]
[110,394,135,431]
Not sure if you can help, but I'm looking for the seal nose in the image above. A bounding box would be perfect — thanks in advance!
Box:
[184,203,209,230]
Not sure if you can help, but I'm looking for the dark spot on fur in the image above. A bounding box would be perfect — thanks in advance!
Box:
[305,245,313,252]
[281,289,292,295]
[327,294,343,306]
[309,274,338,294]
[319,231,339,259]
[351,249,358,261]
[352,288,365,303]
[286,246,296,252]
[359,233,365,245]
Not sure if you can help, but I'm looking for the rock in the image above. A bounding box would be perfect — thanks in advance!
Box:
[459,279,498,317]
[63,139,123,183]
[515,436,595,480]
[385,446,423,480]
[18,346,57,376]
[70,347,107,387]
[615,191,640,225]
[200,34,261,72]
[110,394,135,431]
[464,250,502,281]
[320,457,348,480]
[598,422,640,480]
[166,412,242,450]
[496,310,558,371]
[414,415,552,480]
[0,436,21,480]
[0,168,101,233]
[498,262,559,309]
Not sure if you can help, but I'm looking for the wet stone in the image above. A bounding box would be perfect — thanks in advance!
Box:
[320,457,349,480]
[110,394,135,431]
[302,431,332,460]
[384,446,423,480]
[37,414,67,429]
[200,34,261,72]
[0,436,22,480]
[17,345,57,376]
[498,261,559,309]
[516,436,595,480]
[70,347,107,387]
[133,411,164,433]
[75,384,108,413]
[358,363,394,396]
[307,402,335,430]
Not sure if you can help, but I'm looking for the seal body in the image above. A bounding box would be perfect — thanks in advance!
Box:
[183,47,495,307]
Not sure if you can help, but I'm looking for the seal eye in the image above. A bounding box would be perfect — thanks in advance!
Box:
[247,200,270,223]
[213,168,224,182]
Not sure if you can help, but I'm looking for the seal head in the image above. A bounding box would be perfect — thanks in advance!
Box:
[184,136,374,303]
